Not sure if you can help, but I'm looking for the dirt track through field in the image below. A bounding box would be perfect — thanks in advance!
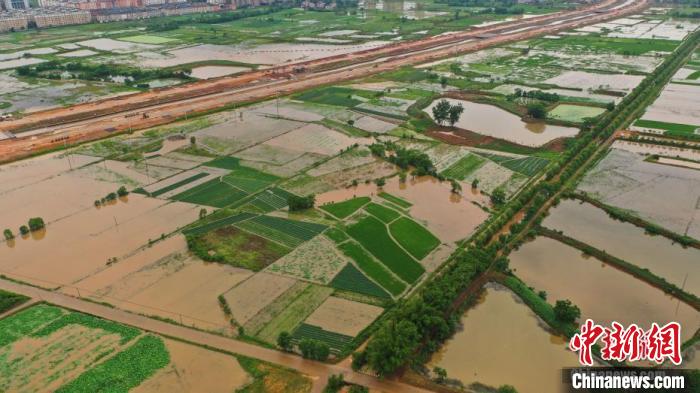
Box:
[0,0,648,164]
[0,278,430,393]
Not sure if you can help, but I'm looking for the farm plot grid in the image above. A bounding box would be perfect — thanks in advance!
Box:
[235,215,327,248]
[476,152,550,177]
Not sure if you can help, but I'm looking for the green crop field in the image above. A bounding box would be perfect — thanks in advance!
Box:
[330,263,391,299]
[338,242,406,296]
[292,323,353,353]
[478,153,550,177]
[56,335,170,393]
[389,217,440,260]
[634,119,700,135]
[188,225,290,269]
[364,202,400,223]
[0,289,29,314]
[183,212,256,236]
[237,220,305,248]
[441,154,486,180]
[252,215,326,241]
[320,197,370,219]
[150,172,209,197]
[245,187,293,213]
[346,216,424,284]
[204,156,242,170]
[532,36,679,56]
[324,228,349,244]
[378,192,412,208]
[118,34,177,44]
[171,178,248,207]
[0,304,169,393]
[294,87,367,108]
[256,285,332,344]
[548,104,605,123]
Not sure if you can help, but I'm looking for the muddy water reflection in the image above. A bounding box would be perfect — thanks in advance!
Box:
[510,237,699,341]
[544,200,700,295]
[316,176,489,242]
[429,283,579,393]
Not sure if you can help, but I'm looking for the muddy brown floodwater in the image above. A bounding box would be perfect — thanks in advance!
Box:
[544,200,700,296]
[316,175,489,242]
[509,237,700,342]
[429,283,580,393]
[425,99,579,147]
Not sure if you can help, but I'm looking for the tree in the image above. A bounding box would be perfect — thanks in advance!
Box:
[299,338,330,361]
[447,103,464,127]
[199,208,207,220]
[277,331,293,351]
[399,171,407,183]
[432,99,451,125]
[288,194,315,211]
[498,385,518,393]
[190,136,196,145]
[450,179,462,194]
[117,186,129,197]
[3,229,13,241]
[526,102,547,119]
[471,178,479,189]
[351,351,367,371]
[433,366,447,384]
[374,178,386,187]
[538,290,547,300]
[28,217,45,232]
[19,225,29,235]
[439,76,448,88]
[347,119,355,127]
[554,299,581,324]
[490,189,506,206]
[323,374,345,393]
[348,386,369,393]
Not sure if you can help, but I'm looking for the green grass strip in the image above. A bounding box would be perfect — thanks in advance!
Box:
[377,192,411,208]
[634,119,699,134]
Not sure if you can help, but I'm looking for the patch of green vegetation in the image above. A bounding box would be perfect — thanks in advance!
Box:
[441,154,486,180]
[0,289,29,314]
[149,172,209,197]
[337,242,406,297]
[634,119,699,135]
[237,357,312,393]
[187,225,290,270]
[531,35,679,56]
[377,192,411,208]
[292,323,353,353]
[0,102,11,110]
[320,197,371,219]
[477,152,550,177]
[32,312,140,344]
[171,178,248,207]
[56,335,170,393]
[324,228,350,244]
[388,217,440,260]
[548,104,606,123]
[294,87,364,108]
[204,156,241,169]
[330,263,391,299]
[118,34,177,44]
[346,217,424,284]
[363,202,400,223]
[0,304,65,347]
[183,212,255,236]
[256,285,332,343]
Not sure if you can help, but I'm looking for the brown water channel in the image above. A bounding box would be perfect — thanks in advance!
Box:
[429,283,579,393]
[544,199,700,296]
[509,236,699,342]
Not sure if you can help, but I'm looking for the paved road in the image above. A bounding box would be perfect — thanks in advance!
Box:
[0,278,429,393]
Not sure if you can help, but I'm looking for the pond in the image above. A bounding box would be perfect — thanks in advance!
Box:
[425,99,579,147]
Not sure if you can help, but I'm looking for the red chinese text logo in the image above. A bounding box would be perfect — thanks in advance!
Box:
[569,319,681,366]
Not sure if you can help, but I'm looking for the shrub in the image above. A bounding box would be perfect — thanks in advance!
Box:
[19,225,29,235]
[288,194,315,211]
[28,217,45,232]
[298,338,330,361]
[3,229,13,241]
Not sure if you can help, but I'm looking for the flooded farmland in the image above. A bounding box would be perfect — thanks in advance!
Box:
[429,283,579,393]
[189,65,250,80]
[316,175,489,242]
[425,99,579,146]
[509,236,699,341]
[544,199,700,295]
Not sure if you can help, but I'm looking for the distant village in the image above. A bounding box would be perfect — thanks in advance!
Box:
[0,0,333,33]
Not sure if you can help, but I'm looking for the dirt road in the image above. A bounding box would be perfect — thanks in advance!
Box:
[0,0,648,164]
[0,277,428,393]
